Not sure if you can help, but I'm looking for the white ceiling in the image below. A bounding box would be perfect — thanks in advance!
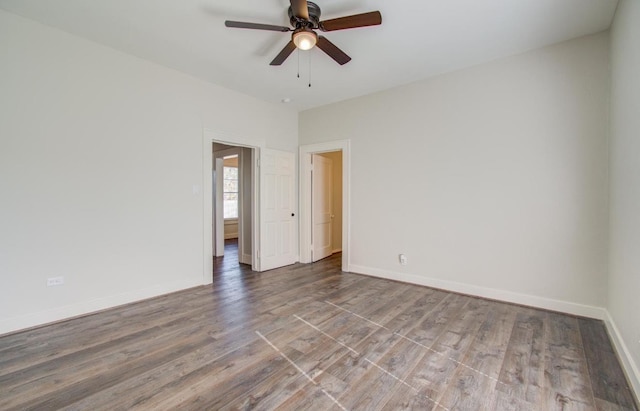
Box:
[0,0,618,111]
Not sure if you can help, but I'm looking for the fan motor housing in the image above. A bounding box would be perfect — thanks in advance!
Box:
[288,1,321,28]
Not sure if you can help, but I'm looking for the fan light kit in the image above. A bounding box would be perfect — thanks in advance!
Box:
[292,28,317,51]
[224,0,382,66]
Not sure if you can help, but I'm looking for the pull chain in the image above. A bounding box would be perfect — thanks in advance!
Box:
[297,48,300,79]
[308,51,312,88]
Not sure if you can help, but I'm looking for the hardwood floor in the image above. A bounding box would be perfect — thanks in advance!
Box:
[214,238,242,276]
[0,248,637,410]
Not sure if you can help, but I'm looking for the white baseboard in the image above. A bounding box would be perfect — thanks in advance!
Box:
[603,311,640,404]
[332,248,342,254]
[348,264,606,319]
[0,279,202,336]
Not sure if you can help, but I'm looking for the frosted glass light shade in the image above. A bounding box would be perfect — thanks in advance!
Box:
[293,29,317,50]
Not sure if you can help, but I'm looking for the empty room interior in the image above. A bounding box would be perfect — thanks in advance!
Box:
[0,0,639,409]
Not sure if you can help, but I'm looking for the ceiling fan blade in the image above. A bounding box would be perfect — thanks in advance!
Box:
[225,20,291,32]
[270,41,297,65]
[290,0,309,20]
[320,11,382,32]
[316,36,351,65]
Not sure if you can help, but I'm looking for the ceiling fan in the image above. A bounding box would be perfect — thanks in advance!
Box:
[224,0,382,66]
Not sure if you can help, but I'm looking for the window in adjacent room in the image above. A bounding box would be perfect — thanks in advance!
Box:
[223,155,239,219]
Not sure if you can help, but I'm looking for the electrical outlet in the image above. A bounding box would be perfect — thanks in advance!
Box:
[47,276,65,287]
[399,254,407,266]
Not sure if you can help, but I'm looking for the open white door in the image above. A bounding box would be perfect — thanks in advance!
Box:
[312,154,333,262]
[259,149,296,271]
[214,158,224,257]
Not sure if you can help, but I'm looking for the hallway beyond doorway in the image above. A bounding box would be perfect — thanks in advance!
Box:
[213,239,250,278]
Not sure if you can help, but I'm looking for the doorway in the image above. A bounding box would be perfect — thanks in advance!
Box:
[203,129,300,283]
[299,140,351,271]
[213,142,255,276]
[312,151,343,261]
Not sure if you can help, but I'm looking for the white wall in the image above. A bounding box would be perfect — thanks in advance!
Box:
[609,0,640,394]
[300,33,610,315]
[0,10,297,334]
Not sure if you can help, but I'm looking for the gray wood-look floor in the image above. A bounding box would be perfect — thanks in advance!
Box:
[0,243,637,410]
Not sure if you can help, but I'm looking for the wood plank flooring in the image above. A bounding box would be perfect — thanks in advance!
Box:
[1,244,637,410]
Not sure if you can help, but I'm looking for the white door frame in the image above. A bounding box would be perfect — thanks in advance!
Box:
[202,128,264,284]
[299,140,350,272]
